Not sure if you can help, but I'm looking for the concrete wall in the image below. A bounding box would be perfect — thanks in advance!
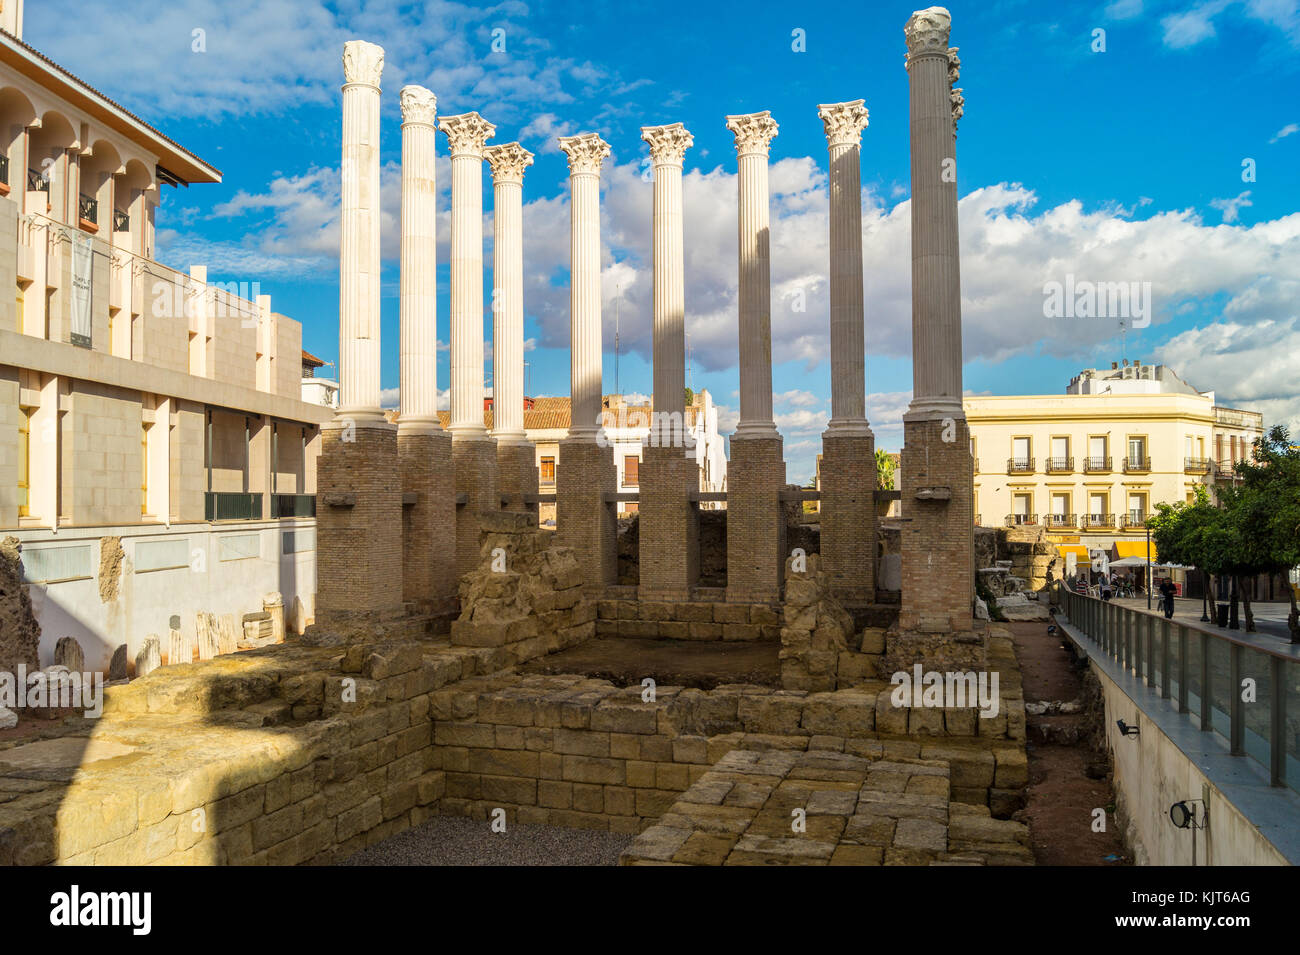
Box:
[11,519,316,672]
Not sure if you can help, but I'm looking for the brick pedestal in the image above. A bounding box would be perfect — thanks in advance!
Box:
[820,431,877,605]
[638,445,699,601]
[399,427,457,616]
[315,419,404,633]
[726,435,785,602]
[892,415,982,670]
[453,436,499,581]
[556,439,616,590]
[497,440,539,523]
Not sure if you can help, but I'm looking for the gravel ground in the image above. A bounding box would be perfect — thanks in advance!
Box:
[340,816,634,866]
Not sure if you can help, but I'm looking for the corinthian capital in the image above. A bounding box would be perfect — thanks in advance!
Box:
[725,111,779,157]
[484,142,535,184]
[817,100,869,149]
[399,85,437,126]
[640,123,694,166]
[904,6,951,63]
[558,133,611,176]
[438,112,496,157]
[342,40,384,87]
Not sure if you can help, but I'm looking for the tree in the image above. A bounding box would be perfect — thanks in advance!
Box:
[1149,486,1217,620]
[875,449,896,492]
[1224,426,1300,642]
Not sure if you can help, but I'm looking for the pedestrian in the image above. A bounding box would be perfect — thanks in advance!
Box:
[1101,576,1113,602]
[1159,578,1176,619]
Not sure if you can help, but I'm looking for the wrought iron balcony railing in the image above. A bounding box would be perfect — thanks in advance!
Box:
[1005,513,1038,527]
[114,209,130,232]
[1006,457,1035,474]
[1184,457,1212,474]
[27,167,49,193]
[1044,456,1074,473]
[1123,456,1151,473]
[1081,513,1116,529]
[1083,456,1112,473]
[0,154,9,187]
[1120,513,1148,529]
[78,192,98,225]
[1045,514,1077,529]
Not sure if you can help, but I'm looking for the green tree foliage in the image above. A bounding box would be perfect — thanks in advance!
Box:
[875,448,896,492]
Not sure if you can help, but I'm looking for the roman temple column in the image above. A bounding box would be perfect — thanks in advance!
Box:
[315,40,404,636]
[893,6,979,670]
[439,111,499,579]
[555,133,617,589]
[724,111,785,603]
[639,123,698,601]
[484,142,539,521]
[818,99,876,605]
[397,85,456,618]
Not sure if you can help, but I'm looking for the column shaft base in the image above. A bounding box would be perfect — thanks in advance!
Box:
[556,440,616,591]
[820,431,877,604]
[315,420,404,634]
[638,445,699,601]
[453,436,499,581]
[399,428,457,617]
[897,416,977,663]
[497,440,540,523]
[726,435,785,603]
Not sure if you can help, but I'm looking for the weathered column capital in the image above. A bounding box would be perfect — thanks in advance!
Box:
[399,85,437,127]
[439,112,496,158]
[817,100,870,150]
[948,48,964,133]
[641,122,693,166]
[904,6,952,64]
[558,132,611,176]
[725,111,779,157]
[342,40,384,88]
[484,142,535,184]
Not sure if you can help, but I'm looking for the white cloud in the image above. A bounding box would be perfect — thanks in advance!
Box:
[1156,316,1300,434]
[1270,122,1300,143]
[1105,0,1145,19]
[1209,190,1253,223]
[1161,1,1232,47]
[775,389,821,408]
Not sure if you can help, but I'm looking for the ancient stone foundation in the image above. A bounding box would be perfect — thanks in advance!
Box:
[726,436,785,603]
[453,437,500,581]
[819,432,877,604]
[556,439,617,589]
[399,428,457,618]
[638,446,700,601]
[314,421,404,636]
[496,441,540,520]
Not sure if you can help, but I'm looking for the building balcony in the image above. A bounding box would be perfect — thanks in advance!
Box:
[1044,456,1073,474]
[1214,459,1242,480]
[1184,457,1212,474]
[1005,513,1038,527]
[1120,513,1148,530]
[1083,456,1112,473]
[0,154,8,194]
[78,192,98,232]
[1081,513,1116,529]
[27,167,48,193]
[1045,513,1077,529]
[114,208,130,232]
[1006,457,1035,475]
[1122,456,1151,473]
[204,491,264,522]
[271,493,316,519]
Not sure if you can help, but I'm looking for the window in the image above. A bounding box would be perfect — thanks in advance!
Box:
[1127,436,1145,459]
[623,455,640,487]
[1089,492,1108,521]
[1127,492,1146,524]
[1051,493,1070,517]
[18,410,30,517]
[539,456,555,486]
[1012,437,1030,464]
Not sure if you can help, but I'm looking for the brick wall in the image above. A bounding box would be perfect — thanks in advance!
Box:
[726,436,785,602]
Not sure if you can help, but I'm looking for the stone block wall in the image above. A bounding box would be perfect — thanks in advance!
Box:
[594,598,781,641]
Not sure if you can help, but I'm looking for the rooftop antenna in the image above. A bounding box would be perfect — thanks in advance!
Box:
[1119,317,1128,365]
[614,285,620,395]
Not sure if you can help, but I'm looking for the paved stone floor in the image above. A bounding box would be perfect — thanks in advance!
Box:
[341,815,633,866]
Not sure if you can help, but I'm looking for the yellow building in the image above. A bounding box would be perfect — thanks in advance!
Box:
[966,360,1262,560]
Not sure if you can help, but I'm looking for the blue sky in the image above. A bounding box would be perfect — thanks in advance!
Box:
[28,0,1300,483]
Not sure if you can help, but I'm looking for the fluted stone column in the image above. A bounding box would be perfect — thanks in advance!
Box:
[315,40,404,638]
[818,99,876,605]
[725,112,785,603]
[484,142,539,521]
[894,5,979,669]
[556,133,616,589]
[397,85,456,619]
[440,112,499,580]
[639,123,698,600]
